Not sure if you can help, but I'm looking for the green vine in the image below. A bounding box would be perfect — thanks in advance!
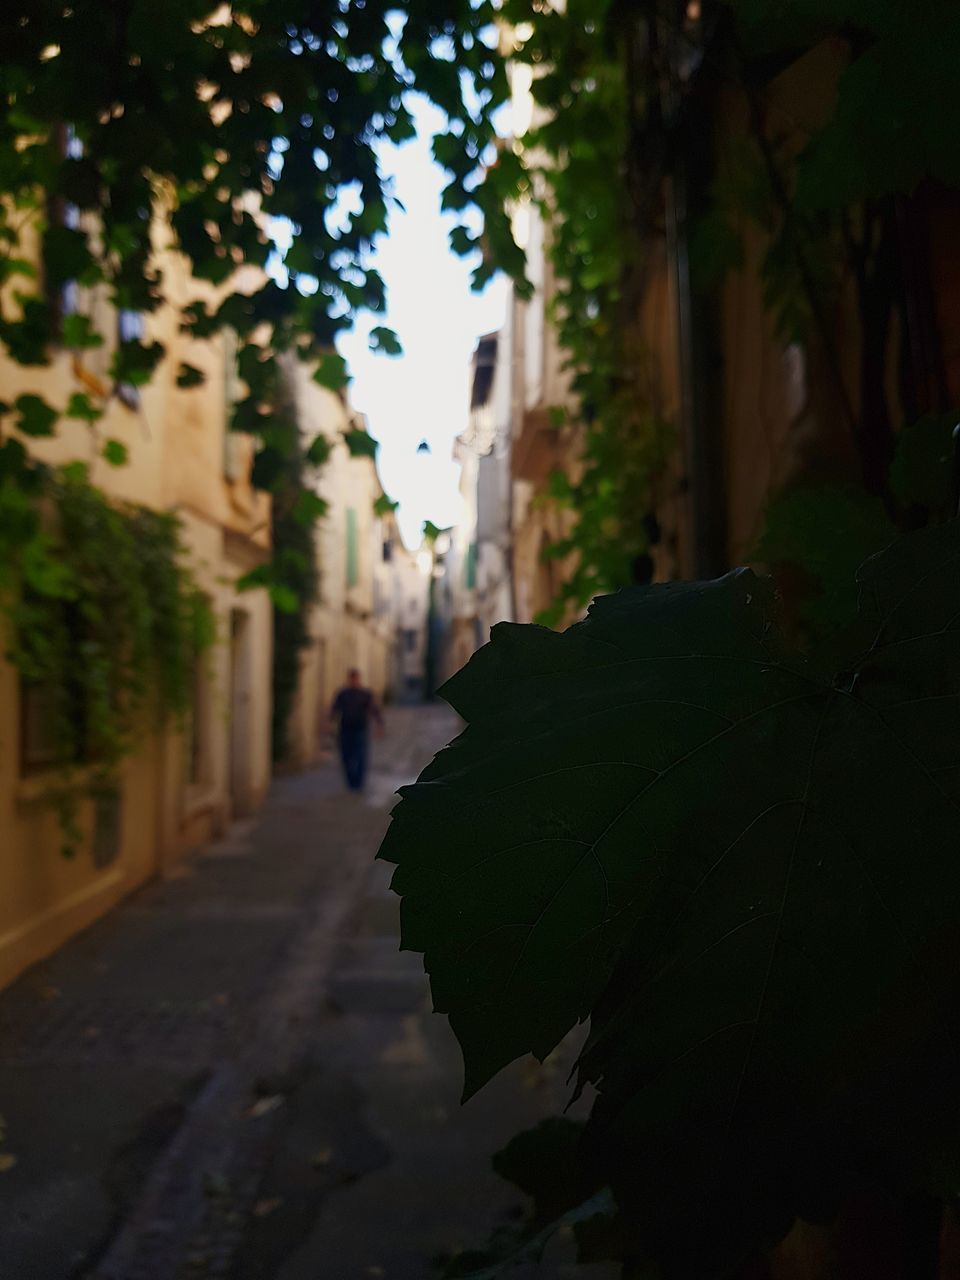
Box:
[484,1,683,624]
[1,442,213,851]
[480,0,960,626]
[239,366,325,763]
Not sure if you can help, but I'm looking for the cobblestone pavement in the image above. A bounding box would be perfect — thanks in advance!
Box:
[0,707,610,1280]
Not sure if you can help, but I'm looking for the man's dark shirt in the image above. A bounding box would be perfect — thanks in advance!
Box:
[332,687,376,734]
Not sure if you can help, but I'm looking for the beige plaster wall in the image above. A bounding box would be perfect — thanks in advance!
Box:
[0,210,272,989]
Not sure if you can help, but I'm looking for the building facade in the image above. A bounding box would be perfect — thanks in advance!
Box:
[0,229,273,991]
[449,30,960,660]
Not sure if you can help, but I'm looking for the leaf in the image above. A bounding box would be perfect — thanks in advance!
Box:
[60,461,89,483]
[540,537,573,562]
[545,468,574,505]
[0,257,36,286]
[450,225,478,256]
[62,313,104,350]
[755,483,895,635]
[368,325,403,356]
[292,490,329,525]
[343,428,378,459]
[102,439,128,467]
[111,339,164,388]
[251,444,284,493]
[379,521,960,1273]
[176,363,205,389]
[43,225,96,287]
[447,1190,617,1280]
[269,583,300,613]
[0,299,52,366]
[794,9,960,208]
[14,393,57,437]
[66,392,103,423]
[236,565,268,592]
[305,434,331,466]
[312,352,350,391]
[533,600,565,628]
[373,493,399,516]
[422,520,442,544]
[492,1118,594,1223]
[890,414,957,516]
[0,1153,16,1174]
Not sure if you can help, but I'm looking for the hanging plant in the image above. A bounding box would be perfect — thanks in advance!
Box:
[1,456,214,852]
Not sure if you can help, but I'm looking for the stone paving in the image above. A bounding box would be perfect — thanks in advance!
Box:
[0,707,613,1280]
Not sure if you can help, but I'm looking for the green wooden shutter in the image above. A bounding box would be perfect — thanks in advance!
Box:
[464,541,477,590]
[346,507,359,587]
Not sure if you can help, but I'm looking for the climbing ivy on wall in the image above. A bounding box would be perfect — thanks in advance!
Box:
[475,0,960,626]
[485,0,679,622]
[0,446,213,850]
[241,364,325,763]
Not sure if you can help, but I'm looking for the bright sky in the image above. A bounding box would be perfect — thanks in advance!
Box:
[337,96,508,548]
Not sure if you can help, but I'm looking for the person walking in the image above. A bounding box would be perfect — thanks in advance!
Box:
[328,668,384,791]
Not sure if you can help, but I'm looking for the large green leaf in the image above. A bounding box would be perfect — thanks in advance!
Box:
[14,393,57,437]
[379,521,960,1273]
[368,325,403,356]
[373,492,399,517]
[754,483,895,635]
[312,352,350,392]
[342,427,379,459]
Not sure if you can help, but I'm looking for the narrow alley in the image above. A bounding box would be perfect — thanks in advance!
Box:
[0,707,586,1280]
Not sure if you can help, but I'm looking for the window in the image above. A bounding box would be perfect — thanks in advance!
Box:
[19,681,63,774]
[404,629,417,653]
[346,507,359,588]
[19,670,103,776]
[19,594,96,775]
[19,644,92,776]
[382,538,393,563]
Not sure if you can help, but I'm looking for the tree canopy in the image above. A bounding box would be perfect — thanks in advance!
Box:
[0,1,511,444]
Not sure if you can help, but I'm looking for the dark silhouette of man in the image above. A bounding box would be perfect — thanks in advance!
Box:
[328,669,383,791]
